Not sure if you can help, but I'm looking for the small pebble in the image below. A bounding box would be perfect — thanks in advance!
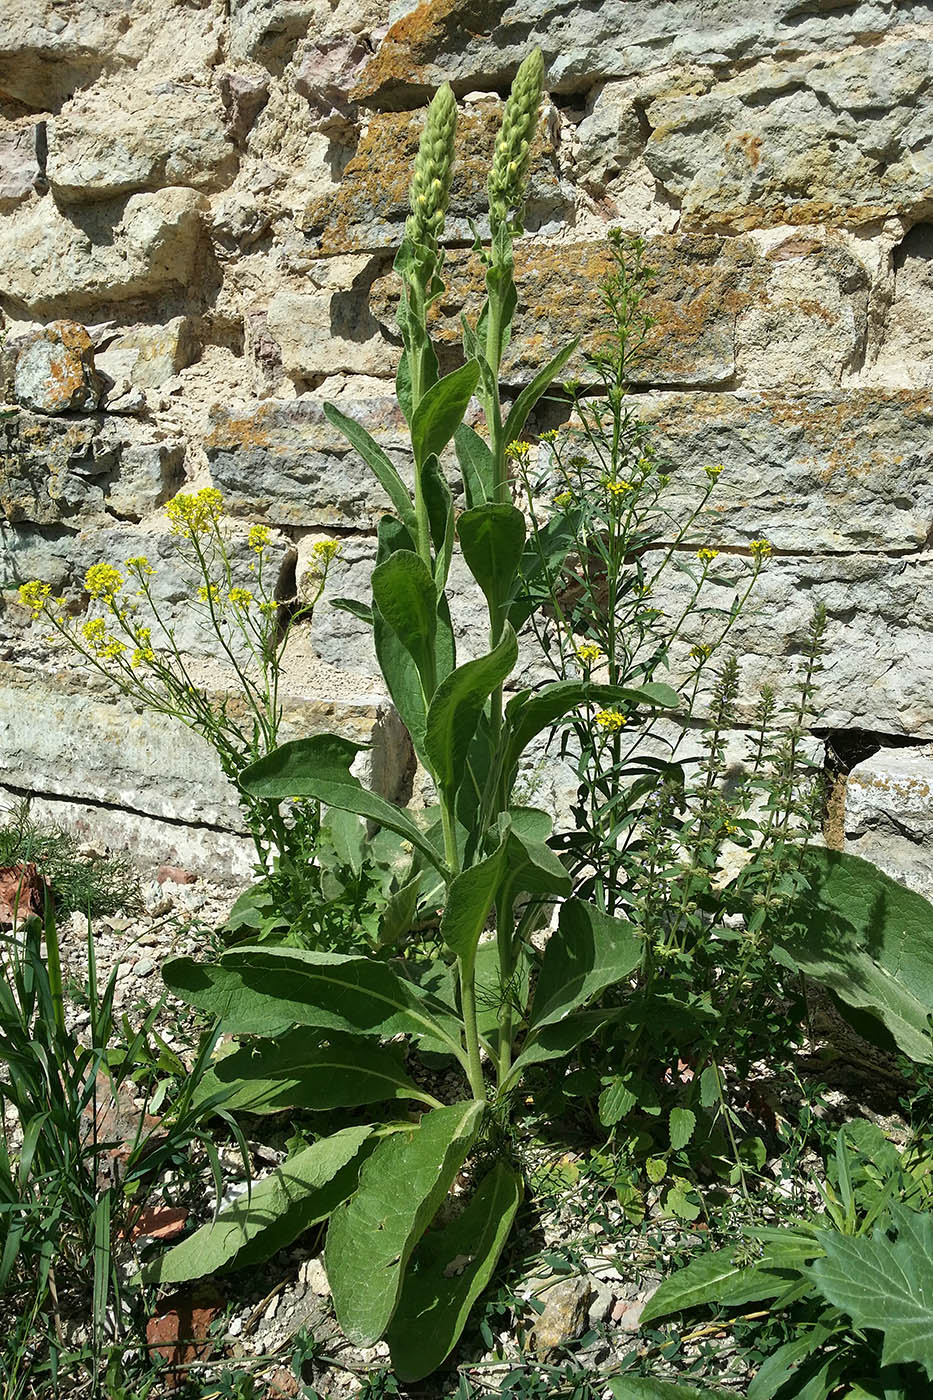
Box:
[134,957,155,977]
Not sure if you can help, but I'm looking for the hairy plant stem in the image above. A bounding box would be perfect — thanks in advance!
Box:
[458,955,487,1101]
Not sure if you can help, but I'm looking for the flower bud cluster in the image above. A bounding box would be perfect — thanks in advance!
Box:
[487,49,544,231]
[405,83,458,251]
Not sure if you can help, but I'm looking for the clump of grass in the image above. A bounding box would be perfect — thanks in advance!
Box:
[0,801,142,919]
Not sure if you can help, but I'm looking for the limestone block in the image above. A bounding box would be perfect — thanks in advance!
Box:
[47,86,235,202]
[219,72,271,145]
[0,127,41,210]
[643,42,933,230]
[229,0,317,63]
[265,262,395,382]
[205,392,413,527]
[647,551,933,737]
[1,411,185,526]
[369,234,867,388]
[845,746,933,897]
[301,100,568,255]
[294,34,374,138]
[0,188,207,314]
[872,224,933,389]
[9,320,103,415]
[352,0,923,105]
[642,390,933,552]
[95,318,198,390]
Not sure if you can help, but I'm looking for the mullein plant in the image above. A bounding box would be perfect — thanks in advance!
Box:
[140,55,683,1380]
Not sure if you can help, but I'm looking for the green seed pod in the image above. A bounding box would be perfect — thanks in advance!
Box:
[405,82,458,251]
[488,48,544,232]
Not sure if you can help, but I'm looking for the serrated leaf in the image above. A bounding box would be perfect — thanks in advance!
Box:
[775,849,933,1065]
[599,1077,637,1126]
[669,1107,696,1152]
[387,1162,522,1380]
[425,626,518,797]
[143,1125,372,1285]
[699,1064,720,1108]
[193,1029,427,1115]
[809,1206,933,1378]
[529,899,641,1030]
[163,946,465,1063]
[239,734,446,875]
[326,1100,483,1345]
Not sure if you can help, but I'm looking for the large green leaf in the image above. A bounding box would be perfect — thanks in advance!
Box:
[371,550,437,696]
[504,1009,625,1088]
[163,947,465,1063]
[143,1125,372,1285]
[326,1099,483,1345]
[529,899,642,1030]
[501,680,681,786]
[640,1232,824,1324]
[239,735,446,875]
[809,1206,933,1379]
[322,403,415,531]
[609,1379,729,1399]
[425,626,518,797]
[458,504,526,615]
[775,849,933,1064]
[411,360,481,467]
[502,339,577,449]
[193,1029,431,1115]
[387,1162,522,1380]
[454,423,494,508]
[422,455,456,592]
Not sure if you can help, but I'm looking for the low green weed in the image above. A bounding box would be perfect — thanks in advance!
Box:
[0,799,141,918]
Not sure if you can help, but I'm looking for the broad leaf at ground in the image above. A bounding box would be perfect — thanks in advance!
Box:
[387,1162,522,1380]
[163,946,466,1064]
[774,849,933,1065]
[326,1100,483,1345]
[809,1205,933,1379]
[193,1029,434,1114]
[528,899,641,1030]
[144,1125,372,1285]
[609,1378,729,1398]
[640,1229,825,1324]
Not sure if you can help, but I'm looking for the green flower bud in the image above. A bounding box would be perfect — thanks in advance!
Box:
[488,48,544,233]
[405,82,458,251]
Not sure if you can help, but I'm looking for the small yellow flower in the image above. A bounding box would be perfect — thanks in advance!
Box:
[657,472,671,488]
[552,490,573,509]
[166,487,224,535]
[197,583,221,605]
[84,563,124,600]
[100,638,126,660]
[259,600,278,616]
[696,548,719,564]
[576,642,603,666]
[750,538,773,561]
[247,524,271,553]
[538,428,560,444]
[594,709,627,732]
[603,478,633,498]
[704,464,725,482]
[505,440,532,461]
[227,587,254,608]
[311,538,342,565]
[690,642,714,663]
[124,555,154,577]
[18,580,51,619]
[81,617,108,650]
[132,644,155,666]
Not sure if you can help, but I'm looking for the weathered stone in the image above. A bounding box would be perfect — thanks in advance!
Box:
[294,34,374,138]
[532,1277,593,1358]
[265,259,395,383]
[229,0,317,63]
[642,390,933,552]
[369,234,867,388]
[648,550,933,737]
[301,99,568,255]
[219,71,270,145]
[0,188,207,314]
[845,746,933,898]
[0,411,185,525]
[0,127,41,210]
[352,0,925,106]
[9,320,103,414]
[643,42,933,230]
[872,225,933,389]
[95,318,197,390]
[205,392,412,526]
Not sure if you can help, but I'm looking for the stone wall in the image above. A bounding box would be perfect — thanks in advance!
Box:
[1,0,932,883]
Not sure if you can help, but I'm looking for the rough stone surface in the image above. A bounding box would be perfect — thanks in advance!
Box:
[845,746,933,898]
[8,320,103,414]
[0,0,931,872]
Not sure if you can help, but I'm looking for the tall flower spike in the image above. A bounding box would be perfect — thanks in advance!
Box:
[405,82,458,251]
[488,48,544,232]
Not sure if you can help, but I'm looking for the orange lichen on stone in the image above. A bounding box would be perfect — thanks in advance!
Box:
[349,0,489,103]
